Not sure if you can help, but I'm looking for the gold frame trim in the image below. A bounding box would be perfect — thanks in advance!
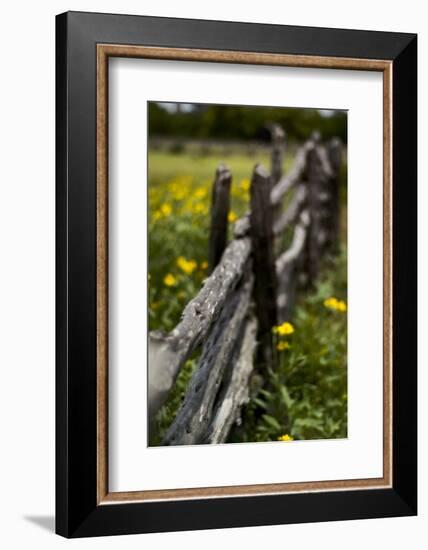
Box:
[96,44,393,505]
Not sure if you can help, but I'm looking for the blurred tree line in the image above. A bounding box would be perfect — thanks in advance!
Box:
[148,102,347,143]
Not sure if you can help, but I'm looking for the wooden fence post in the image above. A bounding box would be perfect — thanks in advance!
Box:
[270,124,286,231]
[303,135,324,285]
[208,164,232,273]
[327,137,342,249]
[270,123,286,185]
[250,164,278,369]
[302,132,342,286]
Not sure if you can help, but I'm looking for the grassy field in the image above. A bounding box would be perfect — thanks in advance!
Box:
[148,148,280,333]
[148,147,347,444]
[148,148,275,184]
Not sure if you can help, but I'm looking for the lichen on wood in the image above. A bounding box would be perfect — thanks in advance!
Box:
[148,236,251,421]
[162,276,253,445]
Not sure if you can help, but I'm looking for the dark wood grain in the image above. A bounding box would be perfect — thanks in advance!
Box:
[209,165,232,272]
[250,164,278,369]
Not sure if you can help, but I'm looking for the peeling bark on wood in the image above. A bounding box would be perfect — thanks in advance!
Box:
[162,276,254,446]
[148,236,251,422]
[205,315,258,444]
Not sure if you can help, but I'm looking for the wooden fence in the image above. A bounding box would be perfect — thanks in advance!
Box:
[148,126,342,445]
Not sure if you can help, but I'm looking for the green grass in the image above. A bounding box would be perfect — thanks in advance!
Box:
[148,149,277,333]
[148,147,347,444]
[148,149,275,184]
[229,246,348,443]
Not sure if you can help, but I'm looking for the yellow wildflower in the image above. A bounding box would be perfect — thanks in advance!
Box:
[336,300,347,312]
[160,203,172,217]
[240,178,250,192]
[193,203,207,215]
[163,273,177,287]
[169,181,187,201]
[176,256,197,275]
[324,297,347,312]
[273,322,295,336]
[200,261,209,270]
[228,211,238,223]
[174,189,186,201]
[276,341,291,351]
[324,297,337,309]
[194,187,208,199]
[277,434,294,442]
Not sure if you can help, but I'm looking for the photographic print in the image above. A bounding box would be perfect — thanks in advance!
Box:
[147,101,348,447]
[57,14,417,536]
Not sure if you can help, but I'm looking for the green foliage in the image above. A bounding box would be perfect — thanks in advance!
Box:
[148,148,348,445]
[149,102,348,143]
[150,357,197,445]
[148,150,273,333]
[230,246,348,443]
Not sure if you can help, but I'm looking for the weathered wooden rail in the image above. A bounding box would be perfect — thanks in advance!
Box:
[148,126,342,445]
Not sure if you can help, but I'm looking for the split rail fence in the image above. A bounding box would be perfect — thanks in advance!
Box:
[148,126,342,445]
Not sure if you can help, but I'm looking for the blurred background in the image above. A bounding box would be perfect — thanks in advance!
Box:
[149,101,347,143]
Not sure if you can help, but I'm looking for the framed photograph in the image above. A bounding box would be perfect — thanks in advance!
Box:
[56,11,417,538]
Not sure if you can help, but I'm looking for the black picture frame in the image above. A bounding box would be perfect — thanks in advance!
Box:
[56,10,417,538]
